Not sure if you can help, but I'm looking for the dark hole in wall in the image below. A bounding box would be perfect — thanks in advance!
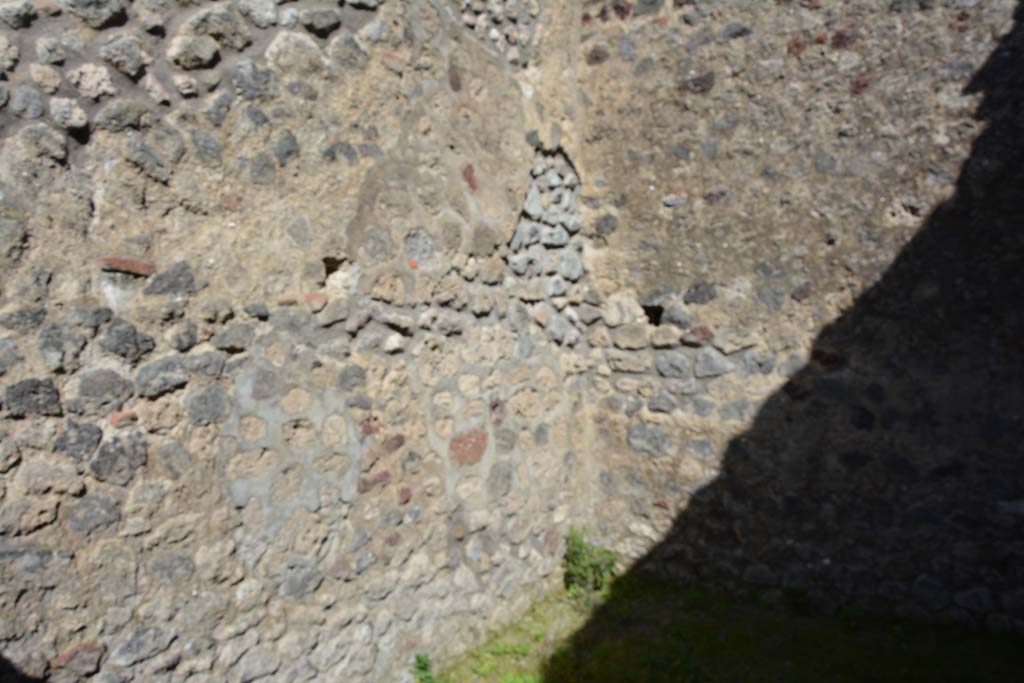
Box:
[322,257,345,277]
[642,305,663,326]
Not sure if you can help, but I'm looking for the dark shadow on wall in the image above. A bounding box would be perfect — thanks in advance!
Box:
[0,656,43,683]
[544,3,1024,681]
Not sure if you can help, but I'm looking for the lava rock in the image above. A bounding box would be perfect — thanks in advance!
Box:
[135,356,189,398]
[4,378,61,417]
[66,493,121,535]
[185,385,230,425]
[89,431,148,486]
[99,319,155,364]
[145,262,197,296]
[55,419,103,461]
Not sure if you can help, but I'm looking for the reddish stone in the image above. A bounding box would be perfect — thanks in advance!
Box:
[681,326,714,347]
[358,469,391,493]
[97,256,156,276]
[304,291,328,312]
[34,0,62,16]
[109,410,138,428]
[408,259,418,270]
[814,32,828,45]
[462,164,479,192]
[52,641,105,675]
[450,429,487,466]
[654,499,670,511]
[360,418,381,437]
[222,192,241,211]
[385,532,400,547]
[276,294,299,306]
[787,36,806,56]
[382,434,405,454]
[399,486,412,505]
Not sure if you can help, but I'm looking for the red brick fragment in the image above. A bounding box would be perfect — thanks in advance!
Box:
[399,486,412,505]
[787,36,806,56]
[462,164,479,192]
[109,411,138,428]
[358,468,391,493]
[680,326,714,347]
[304,291,328,312]
[450,428,487,466]
[97,256,156,276]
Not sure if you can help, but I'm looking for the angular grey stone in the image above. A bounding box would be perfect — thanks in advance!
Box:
[338,364,366,391]
[558,250,584,282]
[68,307,113,334]
[662,303,692,329]
[9,84,45,119]
[684,281,716,305]
[136,356,189,398]
[90,431,148,486]
[156,440,191,479]
[145,261,197,296]
[148,553,195,582]
[279,563,322,598]
[0,337,22,375]
[38,323,88,373]
[0,0,34,28]
[232,59,277,100]
[683,439,715,461]
[211,323,254,353]
[487,461,514,498]
[184,4,252,51]
[184,351,226,378]
[66,0,126,28]
[128,139,170,182]
[185,385,230,425]
[272,130,299,166]
[627,422,668,457]
[4,378,61,417]
[55,419,103,461]
[67,369,132,416]
[66,493,120,535]
[718,399,750,421]
[109,626,174,667]
[523,185,544,220]
[204,90,232,127]
[648,392,676,413]
[237,645,280,682]
[100,34,150,78]
[237,0,277,29]
[300,7,340,37]
[190,129,223,165]
[94,99,153,132]
[0,306,46,332]
[694,349,735,378]
[404,229,434,263]
[169,320,198,353]
[99,318,155,364]
[654,351,691,378]
[244,303,270,320]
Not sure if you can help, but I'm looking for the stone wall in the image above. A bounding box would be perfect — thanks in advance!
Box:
[2,0,1023,681]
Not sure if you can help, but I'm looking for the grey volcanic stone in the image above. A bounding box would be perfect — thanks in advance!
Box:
[186,385,230,425]
[168,35,219,70]
[99,318,155,364]
[272,130,299,166]
[0,0,35,29]
[694,349,735,378]
[90,431,148,486]
[66,493,120,535]
[211,323,254,353]
[136,356,189,398]
[66,0,127,28]
[684,281,716,305]
[338,364,366,391]
[237,645,280,682]
[156,440,191,479]
[170,320,198,352]
[0,337,22,375]
[9,84,45,119]
[662,303,692,329]
[145,261,197,296]
[184,351,226,377]
[190,130,223,165]
[0,307,46,332]
[5,378,61,417]
[627,422,668,457]
[68,369,133,416]
[109,627,174,667]
[38,323,88,373]
[100,34,150,78]
[55,419,103,461]
[184,5,252,51]
[300,7,340,37]
[654,350,692,378]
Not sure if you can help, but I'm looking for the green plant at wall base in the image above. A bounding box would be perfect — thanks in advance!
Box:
[413,654,447,683]
[563,528,617,601]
